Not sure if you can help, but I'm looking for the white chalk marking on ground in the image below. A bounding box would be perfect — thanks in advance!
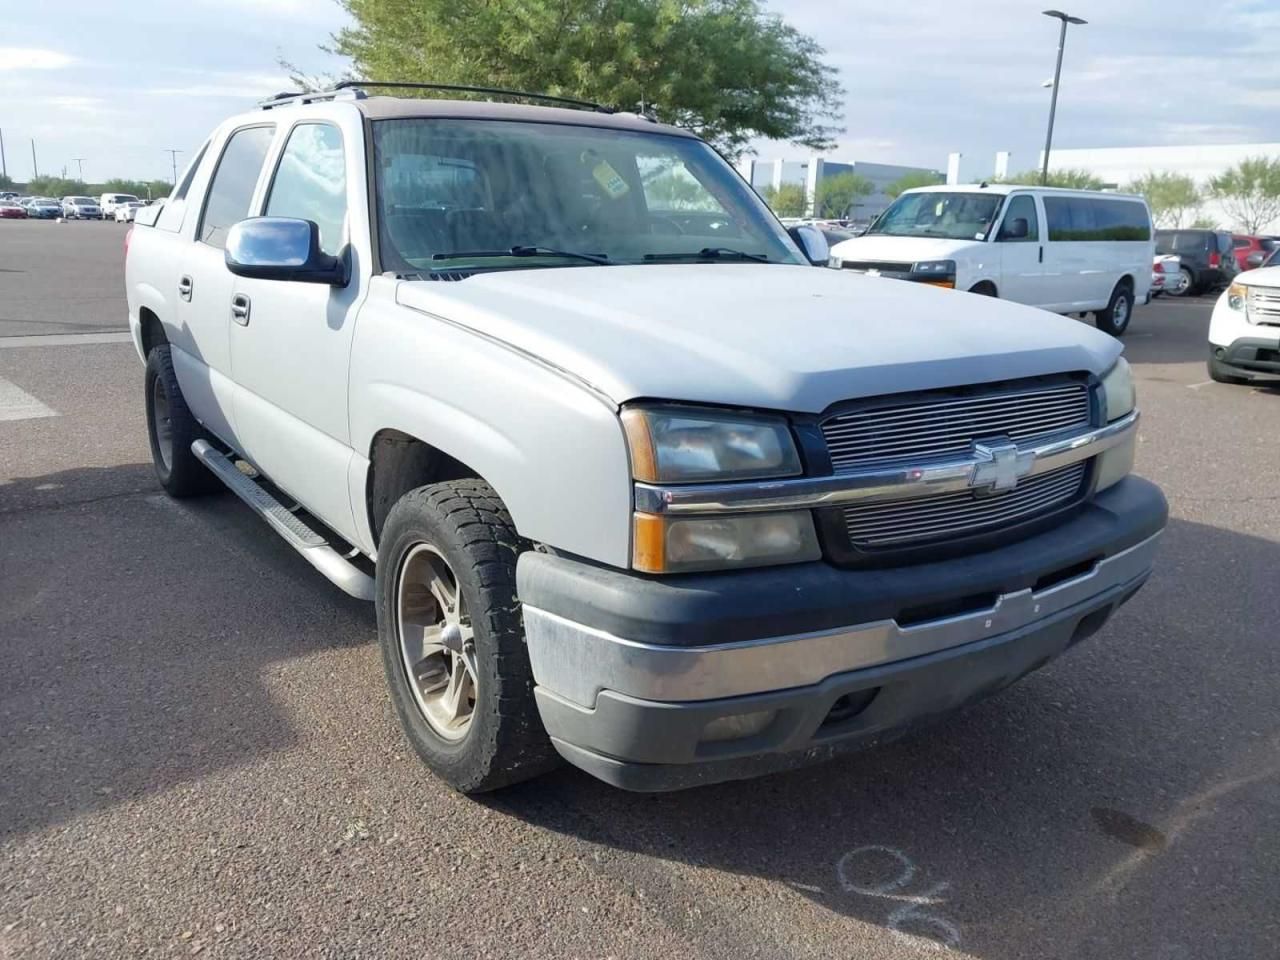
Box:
[1186,380,1214,390]
[0,331,132,349]
[0,376,57,422]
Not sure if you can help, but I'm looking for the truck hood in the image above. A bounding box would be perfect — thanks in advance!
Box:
[828,234,978,264]
[395,264,1121,413]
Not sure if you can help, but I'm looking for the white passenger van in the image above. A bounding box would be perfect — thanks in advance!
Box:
[828,184,1155,336]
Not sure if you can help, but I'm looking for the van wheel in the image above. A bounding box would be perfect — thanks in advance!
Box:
[1095,283,1134,337]
[375,479,558,794]
[144,345,219,498]
[968,281,997,297]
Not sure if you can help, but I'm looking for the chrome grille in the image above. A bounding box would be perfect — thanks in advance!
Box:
[843,461,1088,547]
[1247,286,1280,326]
[822,382,1091,472]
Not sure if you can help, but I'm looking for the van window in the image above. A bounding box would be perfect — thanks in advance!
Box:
[1044,197,1150,242]
[865,191,1002,241]
[998,194,1039,242]
[198,125,276,249]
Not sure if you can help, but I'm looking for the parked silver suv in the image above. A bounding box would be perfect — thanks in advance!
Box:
[125,83,1166,793]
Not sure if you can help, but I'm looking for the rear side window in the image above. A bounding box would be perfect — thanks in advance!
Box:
[1156,231,1209,255]
[1233,236,1251,248]
[156,140,211,233]
[264,123,348,257]
[198,125,276,249]
[1044,197,1150,242]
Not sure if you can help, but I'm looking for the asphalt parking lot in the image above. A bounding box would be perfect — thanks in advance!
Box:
[2,220,1279,959]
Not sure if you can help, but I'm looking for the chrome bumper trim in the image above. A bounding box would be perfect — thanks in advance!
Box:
[634,409,1139,516]
[523,530,1160,707]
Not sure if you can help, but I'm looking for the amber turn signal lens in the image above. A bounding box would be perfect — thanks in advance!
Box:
[632,512,667,573]
[620,409,658,483]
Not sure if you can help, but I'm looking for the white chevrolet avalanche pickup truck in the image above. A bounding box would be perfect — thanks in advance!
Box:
[125,84,1166,794]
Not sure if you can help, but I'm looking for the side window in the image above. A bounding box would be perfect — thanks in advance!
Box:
[156,140,210,233]
[1045,197,1149,242]
[1044,197,1092,241]
[1233,237,1250,249]
[998,194,1038,242]
[264,123,348,257]
[197,125,275,250]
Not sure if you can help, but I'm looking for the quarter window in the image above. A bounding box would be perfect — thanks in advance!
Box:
[1043,197,1150,242]
[264,123,349,257]
[198,125,275,250]
[156,140,210,233]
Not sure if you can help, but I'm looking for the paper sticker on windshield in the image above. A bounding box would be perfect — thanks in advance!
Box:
[591,160,630,199]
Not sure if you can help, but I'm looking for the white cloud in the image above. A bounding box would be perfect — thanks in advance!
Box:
[148,73,295,99]
[0,47,74,71]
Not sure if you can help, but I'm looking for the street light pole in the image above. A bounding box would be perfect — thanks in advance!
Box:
[165,149,181,186]
[72,157,85,181]
[1040,10,1087,186]
[31,139,38,179]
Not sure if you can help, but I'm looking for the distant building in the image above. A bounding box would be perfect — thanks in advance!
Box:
[738,156,941,223]
[1041,143,1280,232]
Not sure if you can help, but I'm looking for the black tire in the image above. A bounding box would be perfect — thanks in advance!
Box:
[1094,283,1134,337]
[375,479,558,793]
[968,282,997,297]
[144,344,219,497]
[1207,355,1249,385]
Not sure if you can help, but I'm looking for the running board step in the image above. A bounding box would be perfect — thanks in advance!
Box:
[191,440,375,601]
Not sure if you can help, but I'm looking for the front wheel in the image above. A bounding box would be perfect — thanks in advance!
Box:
[144,345,219,497]
[375,479,558,793]
[1094,284,1134,337]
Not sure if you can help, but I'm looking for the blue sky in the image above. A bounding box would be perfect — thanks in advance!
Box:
[2,0,1278,184]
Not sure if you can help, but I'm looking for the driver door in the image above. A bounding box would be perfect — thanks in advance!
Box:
[994,193,1045,306]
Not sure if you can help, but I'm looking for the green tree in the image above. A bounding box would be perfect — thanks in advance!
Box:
[1208,157,1280,234]
[0,172,14,190]
[996,168,1106,190]
[814,171,873,218]
[1190,216,1218,229]
[27,176,86,198]
[760,182,806,217]
[885,170,944,199]
[99,178,173,200]
[1125,171,1201,228]
[326,0,844,155]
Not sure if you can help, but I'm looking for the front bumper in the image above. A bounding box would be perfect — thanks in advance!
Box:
[1208,293,1280,377]
[518,476,1166,791]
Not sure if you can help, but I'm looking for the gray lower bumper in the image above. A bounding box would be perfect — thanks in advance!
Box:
[520,481,1164,790]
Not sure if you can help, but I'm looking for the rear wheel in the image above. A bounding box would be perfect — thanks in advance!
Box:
[1167,267,1194,297]
[144,345,219,497]
[375,479,558,793]
[1094,283,1134,337]
[968,281,997,297]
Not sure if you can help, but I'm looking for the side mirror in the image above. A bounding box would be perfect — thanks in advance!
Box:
[225,217,348,286]
[1246,251,1265,268]
[1000,217,1029,240]
[788,224,830,266]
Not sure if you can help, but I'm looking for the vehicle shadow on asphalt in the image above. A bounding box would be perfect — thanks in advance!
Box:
[488,515,1280,957]
[0,465,375,840]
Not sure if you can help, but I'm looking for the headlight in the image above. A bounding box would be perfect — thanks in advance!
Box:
[913,259,955,275]
[1100,358,1135,422]
[1227,282,1247,312]
[633,511,821,574]
[621,406,802,483]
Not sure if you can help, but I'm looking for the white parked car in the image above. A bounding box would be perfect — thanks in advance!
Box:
[61,196,103,219]
[1207,264,1280,383]
[114,200,145,222]
[125,85,1165,794]
[100,192,141,218]
[1151,254,1181,297]
[828,184,1155,336]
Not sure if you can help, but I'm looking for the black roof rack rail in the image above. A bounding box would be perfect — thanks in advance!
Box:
[331,80,615,114]
[258,87,367,110]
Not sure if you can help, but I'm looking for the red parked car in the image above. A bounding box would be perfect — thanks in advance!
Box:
[1232,235,1277,271]
[0,200,29,219]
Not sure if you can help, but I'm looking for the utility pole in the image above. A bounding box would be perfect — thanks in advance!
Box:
[72,157,85,181]
[0,127,7,180]
[1040,10,1087,186]
[30,139,38,179]
[165,148,181,186]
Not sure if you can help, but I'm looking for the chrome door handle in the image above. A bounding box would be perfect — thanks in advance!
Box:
[230,294,251,326]
[178,275,193,301]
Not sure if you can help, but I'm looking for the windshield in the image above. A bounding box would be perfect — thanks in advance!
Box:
[866,191,1003,241]
[69,197,94,204]
[371,118,802,274]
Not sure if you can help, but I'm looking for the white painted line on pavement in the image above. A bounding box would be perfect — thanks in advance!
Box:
[1187,380,1214,390]
[0,332,133,349]
[0,376,57,422]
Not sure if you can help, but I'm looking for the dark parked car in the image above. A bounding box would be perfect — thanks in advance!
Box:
[1155,229,1237,296]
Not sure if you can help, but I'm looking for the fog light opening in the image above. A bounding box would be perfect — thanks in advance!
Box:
[820,688,880,730]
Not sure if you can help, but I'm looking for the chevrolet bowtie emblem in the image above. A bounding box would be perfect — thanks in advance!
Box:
[970,440,1035,494]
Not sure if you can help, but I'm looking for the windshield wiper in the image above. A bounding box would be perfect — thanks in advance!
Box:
[430,245,610,265]
[642,247,769,263]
